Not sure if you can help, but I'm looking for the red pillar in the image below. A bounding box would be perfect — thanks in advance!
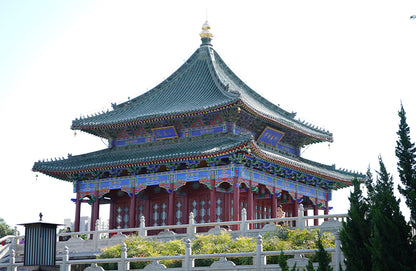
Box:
[210,179,216,222]
[168,185,175,226]
[271,188,277,218]
[129,188,136,228]
[248,180,254,221]
[314,201,319,226]
[293,193,298,227]
[91,190,100,232]
[225,193,231,222]
[232,177,240,225]
[324,200,329,221]
[74,192,81,232]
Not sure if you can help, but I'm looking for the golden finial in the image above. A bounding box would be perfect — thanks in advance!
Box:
[200,21,213,39]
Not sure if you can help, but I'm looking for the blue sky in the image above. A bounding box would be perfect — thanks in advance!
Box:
[1,0,416,230]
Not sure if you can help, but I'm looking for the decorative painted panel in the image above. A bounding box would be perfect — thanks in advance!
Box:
[257,126,285,147]
[152,126,178,140]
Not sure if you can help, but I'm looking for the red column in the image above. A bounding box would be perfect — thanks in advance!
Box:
[210,179,216,222]
[91,190,100,232]
[293,193,298,227]
[324,200,329,221]
[74,193,81,232]
[232,177,240,229]
[168,184,175,225]
[314,201,319,226]
[109,192,114,229]
[129,188,136,228]
[248,180,254,221]
[225,193,231,222]
[271,188,277,218]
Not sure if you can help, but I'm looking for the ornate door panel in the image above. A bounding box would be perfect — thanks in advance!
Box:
[149,199,168,226]
[112,200,130,229]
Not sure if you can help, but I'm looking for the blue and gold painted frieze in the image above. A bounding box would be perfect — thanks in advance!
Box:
[75,164,330,203]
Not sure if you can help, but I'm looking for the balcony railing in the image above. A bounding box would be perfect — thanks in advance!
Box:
[0,204,346,271]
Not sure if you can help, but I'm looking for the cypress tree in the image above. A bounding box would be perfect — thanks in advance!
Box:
[368,156,413,271]
[364,167,375,205]
[306,259,315,271]
[395,104,416,228]
[340,177,371,271]
[316,233,332,271]
[278,250,289,271]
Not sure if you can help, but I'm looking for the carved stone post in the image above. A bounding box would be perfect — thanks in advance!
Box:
[183,239,194,271]
[254,235,265,271]
[93,219,100,251]
[60,246,70,271]
[334,232,341,271]
[138,216,147,237]
[8,249,16,271]
[241,208,248,236]
[187,212,196,238]
[297,204,305,229]
[118,243,129,271]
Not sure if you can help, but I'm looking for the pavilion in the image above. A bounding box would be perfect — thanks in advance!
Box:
[33,22,363,232]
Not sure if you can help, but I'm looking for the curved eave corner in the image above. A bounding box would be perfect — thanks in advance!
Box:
[31,137,253,182]
[237,101,333,143]
[247,141,360,189]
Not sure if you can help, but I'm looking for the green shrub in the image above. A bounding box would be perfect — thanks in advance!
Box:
[97,229,335,269]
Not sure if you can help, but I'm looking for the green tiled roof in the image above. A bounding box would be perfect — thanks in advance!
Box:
[32,133,252,179]
[33,132,359,188]
[71,42,332,142]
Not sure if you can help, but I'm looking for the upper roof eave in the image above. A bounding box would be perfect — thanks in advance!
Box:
[71,44,333,142]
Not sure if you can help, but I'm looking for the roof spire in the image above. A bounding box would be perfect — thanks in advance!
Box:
[200,20,213,46]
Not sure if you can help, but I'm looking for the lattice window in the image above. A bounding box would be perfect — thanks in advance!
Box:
[161,203,167,226]
[192,200,198,222]
[207,200,211,222]
[176,202,182,225]
[216,198,222,222]
[153,203,159,226]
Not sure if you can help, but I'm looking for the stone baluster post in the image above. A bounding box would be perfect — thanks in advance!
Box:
[183,239,193,271]
[11,227,17,251]
[118,243,129,271]
[93,219,100,251]
[297,204,305,229]
[241,208,248,236]
[8,249,16,271]
[60,246,70,271]
[254,235,265,271]
[334,232,341,271]
[138,216,147,237]
[187,212,196,239]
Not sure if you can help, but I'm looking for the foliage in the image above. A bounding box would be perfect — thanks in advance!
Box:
[192,233,255,266]
[305,258,315,271]
[278,250,289,271]
[97,228,334,269]
[368,156,414,271]
[396,104,416,229]
[98,237,184,269]
[0,218,14,238]
[339,176,371,271]
[315,233,332,271]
